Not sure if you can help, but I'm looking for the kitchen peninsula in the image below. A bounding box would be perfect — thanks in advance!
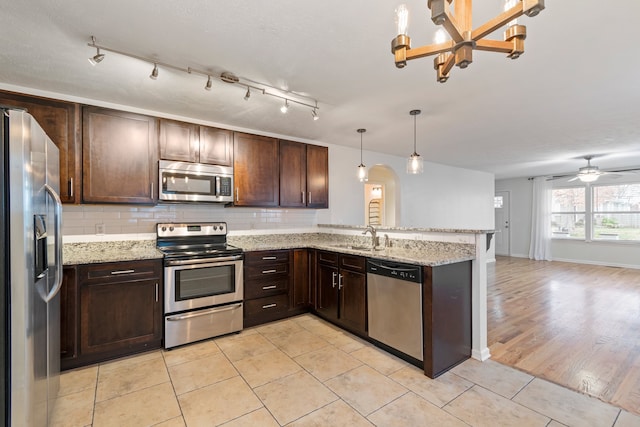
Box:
[62,225,492,378]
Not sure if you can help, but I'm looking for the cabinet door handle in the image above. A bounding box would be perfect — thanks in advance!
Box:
[235,188,239,202]
[262,303,277,309]
[262,269,277,274]
[308,192,311,204]
[110,269,135,275]
[262,285,277,290]
[302,191,306,204]
[150,182,154,198]
[332,271,337,288]
[338,274,344,290]
[69,177,73,198]
[155,283,159,302]
[262,256,277,260]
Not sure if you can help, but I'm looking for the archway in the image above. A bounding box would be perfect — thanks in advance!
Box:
[365,165,400,227]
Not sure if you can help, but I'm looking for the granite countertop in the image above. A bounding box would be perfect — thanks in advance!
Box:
[318,223,494,234]
[63,232,476,267]
[63,240,163,265]
[229,233,475,267]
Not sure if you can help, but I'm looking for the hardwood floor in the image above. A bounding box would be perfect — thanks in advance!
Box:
[488,256,640,416]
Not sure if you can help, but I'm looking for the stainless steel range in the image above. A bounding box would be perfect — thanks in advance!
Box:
[157,222,243,349]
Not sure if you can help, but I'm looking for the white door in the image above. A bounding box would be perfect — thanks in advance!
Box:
[494,191,510,256]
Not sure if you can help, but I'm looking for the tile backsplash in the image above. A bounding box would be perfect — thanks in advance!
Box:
[62,204,319,236]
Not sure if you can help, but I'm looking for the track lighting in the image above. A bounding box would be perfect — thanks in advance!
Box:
[88,36,104,65]
[357,129,368,182]
[86,36,321,120]
[149,63,159,80]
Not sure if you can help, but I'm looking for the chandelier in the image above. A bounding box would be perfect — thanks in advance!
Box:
[391,0,545,82]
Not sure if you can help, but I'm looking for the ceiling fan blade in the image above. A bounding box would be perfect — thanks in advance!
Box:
[567,176,579,182]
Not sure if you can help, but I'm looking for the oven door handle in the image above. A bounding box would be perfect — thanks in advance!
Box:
[165,255,243,266]
[166,303,243,321]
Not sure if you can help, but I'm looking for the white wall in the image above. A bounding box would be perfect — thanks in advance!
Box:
[323,145,495,230]
[495,177,640,269]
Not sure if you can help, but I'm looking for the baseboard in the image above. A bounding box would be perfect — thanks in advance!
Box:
[487,257,496,263]
[471,347,491,361]
[551,257,640,270]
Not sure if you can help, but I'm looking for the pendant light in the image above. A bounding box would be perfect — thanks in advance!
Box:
[357,128,368,182]
[406,109,424,174]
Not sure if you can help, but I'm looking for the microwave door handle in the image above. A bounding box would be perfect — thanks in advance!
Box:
[215,176,221,196]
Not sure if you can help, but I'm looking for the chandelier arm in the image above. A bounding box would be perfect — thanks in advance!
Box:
[406,41,455,61]
[475,39,514,54]
[440,13,464,43]
[472,5,524,40]
[441,53,456,75]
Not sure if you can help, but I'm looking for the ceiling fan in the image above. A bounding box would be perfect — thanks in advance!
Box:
[563,155,640,183]
[569,156,602,182]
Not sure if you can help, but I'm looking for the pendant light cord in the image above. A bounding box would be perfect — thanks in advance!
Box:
[413,113,417,155]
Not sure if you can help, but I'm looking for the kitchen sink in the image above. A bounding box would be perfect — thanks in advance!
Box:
[330,244,385,252]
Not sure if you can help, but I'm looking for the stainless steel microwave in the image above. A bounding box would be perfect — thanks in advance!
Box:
[158,160,233,203]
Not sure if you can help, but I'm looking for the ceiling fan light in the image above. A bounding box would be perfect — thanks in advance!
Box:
[578,173,600,183]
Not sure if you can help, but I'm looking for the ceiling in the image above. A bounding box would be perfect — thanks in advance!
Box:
[2,1,640,179]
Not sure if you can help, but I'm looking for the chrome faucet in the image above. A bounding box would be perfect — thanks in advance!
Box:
[363,225,377,248]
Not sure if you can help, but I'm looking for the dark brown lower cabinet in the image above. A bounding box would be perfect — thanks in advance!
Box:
[62,259,163,370]
[423,261,472,378]
[315,251,367,336]
[290,249,310,312]
[243,250,291,327]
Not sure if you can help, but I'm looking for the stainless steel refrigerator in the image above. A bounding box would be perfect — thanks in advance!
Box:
[1,108,63,426]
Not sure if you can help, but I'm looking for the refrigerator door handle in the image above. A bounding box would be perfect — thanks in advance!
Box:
[43,183,63,302]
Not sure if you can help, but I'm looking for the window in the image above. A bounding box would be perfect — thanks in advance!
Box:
[551,182,640,242]
[552,187,585,239]
[592,184,640,241]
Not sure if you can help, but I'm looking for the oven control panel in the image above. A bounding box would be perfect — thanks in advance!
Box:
[157,222,227,237]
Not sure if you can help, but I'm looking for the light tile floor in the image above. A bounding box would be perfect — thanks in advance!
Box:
[52,314,640,427]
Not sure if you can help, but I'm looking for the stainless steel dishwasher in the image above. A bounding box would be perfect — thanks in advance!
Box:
[367,259,423,362]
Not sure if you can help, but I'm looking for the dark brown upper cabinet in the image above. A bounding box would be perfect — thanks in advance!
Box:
[159,119,232,166]
[233,132,279,207]
[0,90,81,203]
[82,106,158,204]
[279,140,328,208]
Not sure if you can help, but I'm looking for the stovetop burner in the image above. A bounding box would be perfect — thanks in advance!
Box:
[156,222,242,260]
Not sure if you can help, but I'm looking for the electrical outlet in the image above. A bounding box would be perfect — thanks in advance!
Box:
[95,223,106,235]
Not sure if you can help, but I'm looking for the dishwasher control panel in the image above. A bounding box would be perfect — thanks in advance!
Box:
[366,259,422,284]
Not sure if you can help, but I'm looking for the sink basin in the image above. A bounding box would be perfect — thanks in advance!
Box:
[330,244,385,252]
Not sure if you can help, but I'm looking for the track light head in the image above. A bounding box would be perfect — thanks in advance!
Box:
[280,100,289,114]
[312,108,319,121]
[205,75,212,91]
[88,48,105,66]
[149,63,159,80]
[244,88,251,101]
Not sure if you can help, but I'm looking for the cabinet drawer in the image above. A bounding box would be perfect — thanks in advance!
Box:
[244,277,289,299]
[318,251,338,265]
[78,260,161,284]
[339,254,365,272]
[244,294,289,317]
[245,262,289,280]
[244,250,290,264]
